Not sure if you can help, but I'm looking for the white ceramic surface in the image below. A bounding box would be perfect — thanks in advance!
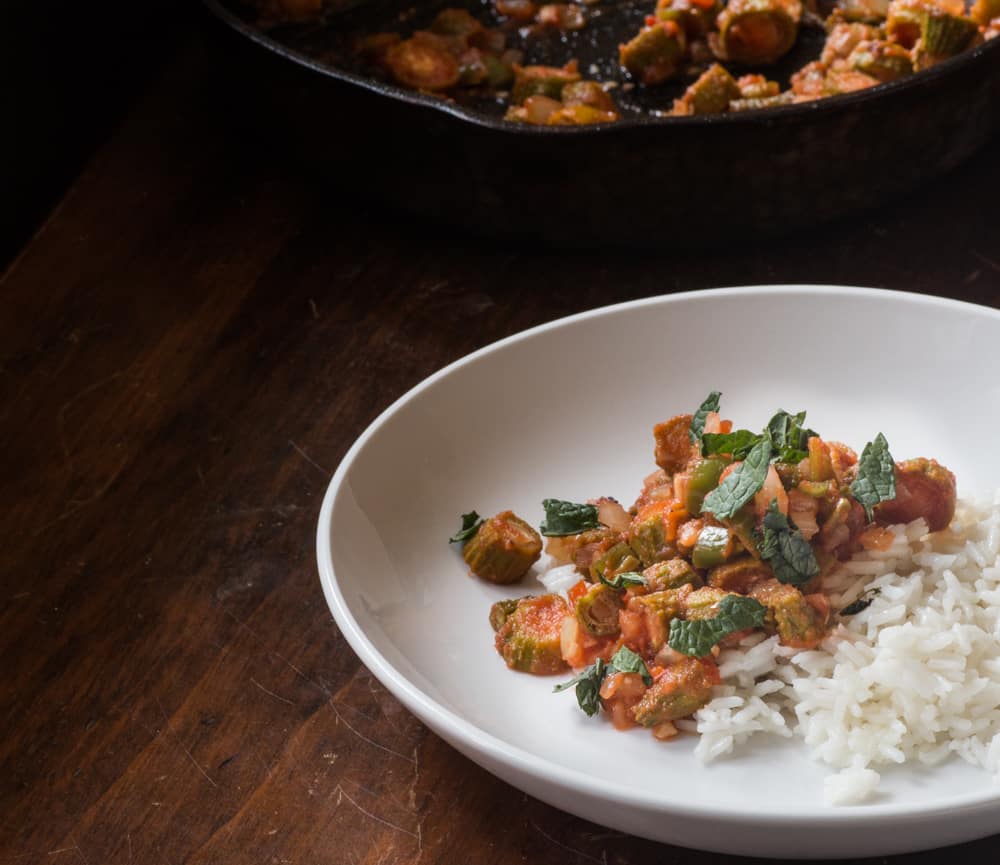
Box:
[316,286,1000,858]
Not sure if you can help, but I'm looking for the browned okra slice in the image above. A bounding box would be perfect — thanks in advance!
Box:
[847,39,914,80]
[576,584,624,636]
[493,594,570,673]
[672,64,741,115]
[619,21,688,85]
[463,510,542,584]
[712,0,802,65]
[510,61,581,103]
[631,657,715,725]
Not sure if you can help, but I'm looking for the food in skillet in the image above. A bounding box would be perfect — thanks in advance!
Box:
[352,9,621,124]
[450,510,543,584]
[255,0,997,124]
[448,392,1000,805]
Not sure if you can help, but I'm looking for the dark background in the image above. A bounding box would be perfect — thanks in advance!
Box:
[1,1,186,268]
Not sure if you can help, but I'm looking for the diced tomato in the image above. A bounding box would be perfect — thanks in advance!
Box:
[618,607,646,651]
[676,518,704,550]
[858,524,894,551]
[561,614,616,668]
[703,411,723,435]
[718,462,738,484]
[703,413,734,437]
[599,671,647,730]
[698,656,722,686]
[718,626,754,648]
[567,579,589,606]
[665,504,689,543]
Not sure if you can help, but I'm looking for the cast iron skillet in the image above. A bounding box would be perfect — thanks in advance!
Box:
[204,0,1000,247]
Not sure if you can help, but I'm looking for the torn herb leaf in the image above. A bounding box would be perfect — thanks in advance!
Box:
[702,429,762,460]
[540,499,601,537]
[599,571,648,591]
[667,595,767,657]
[689,391,722,444]
[554,645,654,717]
[850,433,896,521]
[553,657,607,716]
[702,438,773,520]
[758,499,820,585]
[765,409,818,464]
[449,511,483,543]
[610,645,653,686]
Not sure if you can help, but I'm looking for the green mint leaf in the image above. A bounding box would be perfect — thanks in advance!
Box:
[610,645,653,686]
[553,657,607,716]
[777,446,810,464]
[667,595,767,657]
[840,589,880,616]
[758,499,820,585]
[850,433,896,521]
[702,429,762,460]
[765,409,818,458]
[689,391,722,444]
[554,646,655,716]
[599,571,648,591]
[449,511,483,543]
[540,499,601,537]
[702,438,773,520]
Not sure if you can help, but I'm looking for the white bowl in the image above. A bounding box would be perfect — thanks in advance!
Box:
[317,286,1000,858]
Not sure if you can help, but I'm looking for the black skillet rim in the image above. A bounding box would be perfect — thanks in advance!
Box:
[203,0,1000,134]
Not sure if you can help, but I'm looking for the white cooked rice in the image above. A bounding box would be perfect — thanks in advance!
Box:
[539,563,584,598]
[690,492,1000,805]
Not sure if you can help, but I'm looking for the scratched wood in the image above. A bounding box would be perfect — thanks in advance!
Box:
[1,22,1000,865]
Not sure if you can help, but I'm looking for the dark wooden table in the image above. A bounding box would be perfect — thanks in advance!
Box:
[3,17,1000,865]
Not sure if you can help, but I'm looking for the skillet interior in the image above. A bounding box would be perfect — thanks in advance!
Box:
[203,0,1000,246]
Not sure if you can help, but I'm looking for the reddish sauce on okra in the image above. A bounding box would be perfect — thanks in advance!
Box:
[449,391,956,739]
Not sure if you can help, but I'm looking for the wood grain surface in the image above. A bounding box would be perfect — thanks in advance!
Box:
[2,19,1000,865]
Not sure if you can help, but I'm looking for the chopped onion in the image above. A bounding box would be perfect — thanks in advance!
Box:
[595,497,631,532]
[652,721,679,740]
[788,489,820,540]
[654,644,686,666]
[523,94,562,124]
[544,535,575,565]
[560,614,588,668]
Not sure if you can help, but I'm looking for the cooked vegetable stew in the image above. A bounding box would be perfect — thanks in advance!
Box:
[450,393,957,739]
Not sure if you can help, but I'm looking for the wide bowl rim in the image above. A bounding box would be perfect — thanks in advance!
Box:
[204,0,1000,135]
[316,285,1000,827]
